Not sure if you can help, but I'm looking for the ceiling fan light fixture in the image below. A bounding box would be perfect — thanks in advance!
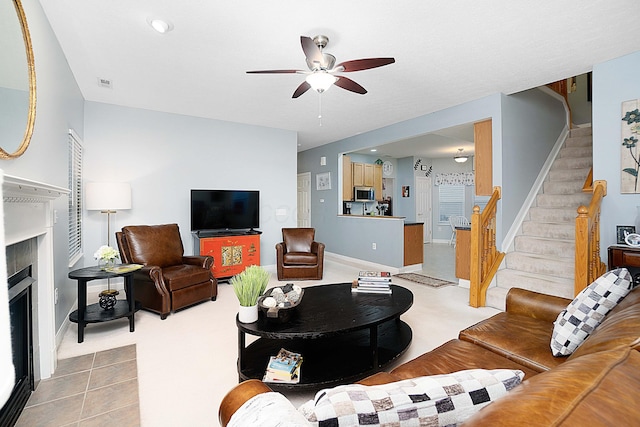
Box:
[454,148,469,163]
[306,72,337,93]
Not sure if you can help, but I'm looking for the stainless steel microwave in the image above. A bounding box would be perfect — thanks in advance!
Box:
[354,187,375,202]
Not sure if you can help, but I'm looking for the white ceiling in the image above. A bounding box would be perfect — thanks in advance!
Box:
[39,0,638,153]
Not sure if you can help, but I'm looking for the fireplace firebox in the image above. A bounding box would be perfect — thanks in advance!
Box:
[0,266,35,426]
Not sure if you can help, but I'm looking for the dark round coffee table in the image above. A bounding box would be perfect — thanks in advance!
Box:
[237,282,413,390]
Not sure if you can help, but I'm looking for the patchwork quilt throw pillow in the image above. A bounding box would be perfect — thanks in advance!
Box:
[551,268,632,357]
[298,369,524,427]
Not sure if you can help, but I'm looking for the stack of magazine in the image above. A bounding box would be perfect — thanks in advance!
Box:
[351,271,393,294]
[262,348,303,384]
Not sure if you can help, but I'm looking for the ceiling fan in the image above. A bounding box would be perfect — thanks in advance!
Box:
[247,35,395,98]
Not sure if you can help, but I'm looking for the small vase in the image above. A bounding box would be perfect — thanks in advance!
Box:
[238,304,258,323]
[99,289,119,310]
[98,258,116,271]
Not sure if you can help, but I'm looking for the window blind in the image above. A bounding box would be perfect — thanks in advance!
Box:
[68,129,83,266]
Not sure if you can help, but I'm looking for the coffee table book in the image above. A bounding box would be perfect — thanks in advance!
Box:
[358,271,392,281]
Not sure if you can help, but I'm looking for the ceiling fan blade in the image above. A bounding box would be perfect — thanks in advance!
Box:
[335,58,395,72]
[246,69,302,74]
[301,36,324,68]
[292,81,311,98]
[334,76,367,95]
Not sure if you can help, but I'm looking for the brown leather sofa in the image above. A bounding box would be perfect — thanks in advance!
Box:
[276,228,325,280]
[116,223,217,319]
[219,286,640,426]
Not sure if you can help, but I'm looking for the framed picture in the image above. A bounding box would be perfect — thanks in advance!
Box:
[616,225,636,244]
[420,165,428,171]
[316,172,331,191]
[402,186,410,197]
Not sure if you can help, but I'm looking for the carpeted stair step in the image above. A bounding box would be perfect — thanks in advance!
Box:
[551,156,592,170]
[522,221,575,240]
[543,179,585,194]
[564,135,593,147]
[548,167,592,182]
[505,252,574,279]
[559,146,592,158]
[493,268,575,301]
[514,235,575,258]
[485,286,510,311]
[528,207,578,222]
[569,127,592,138]
[535,193,591,208]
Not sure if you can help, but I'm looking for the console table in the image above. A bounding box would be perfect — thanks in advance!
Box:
[68,266,140,343]
[608,245,640,286]
[193,231,261,279]
[236,282,413,391]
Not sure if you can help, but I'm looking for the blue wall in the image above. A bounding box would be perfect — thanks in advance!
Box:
[593,50,640,253]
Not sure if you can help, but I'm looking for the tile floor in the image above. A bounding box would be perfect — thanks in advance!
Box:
[16,344,139,426]
[17,243,497,426]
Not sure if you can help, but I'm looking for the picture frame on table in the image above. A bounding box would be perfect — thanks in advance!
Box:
[616,225,636,244]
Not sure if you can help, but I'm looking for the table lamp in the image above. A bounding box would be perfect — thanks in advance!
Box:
[85,182,132,247]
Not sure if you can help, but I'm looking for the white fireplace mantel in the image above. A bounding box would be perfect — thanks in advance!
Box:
[2,172,69,381]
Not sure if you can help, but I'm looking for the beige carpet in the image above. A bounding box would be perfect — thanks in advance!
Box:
[394,273,455,288]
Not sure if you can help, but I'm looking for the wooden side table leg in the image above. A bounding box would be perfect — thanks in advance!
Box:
[126,274,135,332]
[237,328,246,382]
[370,324,379,369]
[77,278,87,343]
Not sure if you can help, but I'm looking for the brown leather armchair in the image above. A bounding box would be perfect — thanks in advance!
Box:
[115,223,217,319]
[276,228,324,280]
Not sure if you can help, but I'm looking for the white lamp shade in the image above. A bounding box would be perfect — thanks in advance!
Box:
[85,182,132,211]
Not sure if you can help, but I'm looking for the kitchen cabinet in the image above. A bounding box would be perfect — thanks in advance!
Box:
[345,161,383,201]
[475,119,493,196]
[364,164,374,187]
[352,163,365,187]
[374,164,382,200]
[343,155,353,201]
[404,223,424,266]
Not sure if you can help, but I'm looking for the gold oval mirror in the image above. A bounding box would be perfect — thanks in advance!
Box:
[0,0,36,159]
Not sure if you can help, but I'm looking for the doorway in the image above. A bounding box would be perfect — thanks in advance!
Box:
[415,176,432,243]
[297,172,311,227]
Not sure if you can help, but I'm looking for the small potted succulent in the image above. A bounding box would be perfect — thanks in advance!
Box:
[230,265,270,323]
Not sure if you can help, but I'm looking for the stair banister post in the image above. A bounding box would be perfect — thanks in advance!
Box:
[575,205,589,296]
[469,205,482,307]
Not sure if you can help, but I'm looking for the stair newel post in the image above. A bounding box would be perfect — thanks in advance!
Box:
[469,205,482,307]
[575,205,589,296]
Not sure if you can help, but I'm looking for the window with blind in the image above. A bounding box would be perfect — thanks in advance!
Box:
[438,185,465,223]
[68,129,83,267]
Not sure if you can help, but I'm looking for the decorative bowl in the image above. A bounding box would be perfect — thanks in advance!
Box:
[258,283,304,323]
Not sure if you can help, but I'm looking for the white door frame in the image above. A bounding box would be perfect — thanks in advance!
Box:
[415,176,432,243]
[297,172,311,227]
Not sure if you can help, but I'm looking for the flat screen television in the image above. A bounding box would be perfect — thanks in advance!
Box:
[190,189,259,233]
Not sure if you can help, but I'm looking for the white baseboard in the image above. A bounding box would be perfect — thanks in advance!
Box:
[325,251,402,274]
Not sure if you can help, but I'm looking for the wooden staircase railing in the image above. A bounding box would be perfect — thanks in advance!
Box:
[469,186,505,307]
[574,179,607,296]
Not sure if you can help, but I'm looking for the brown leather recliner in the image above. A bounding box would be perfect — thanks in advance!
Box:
[276,228,324,280]
[115,223,217,319]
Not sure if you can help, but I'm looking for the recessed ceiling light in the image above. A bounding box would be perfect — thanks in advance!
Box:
[370,149,377,152]
[148,18,173,34]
